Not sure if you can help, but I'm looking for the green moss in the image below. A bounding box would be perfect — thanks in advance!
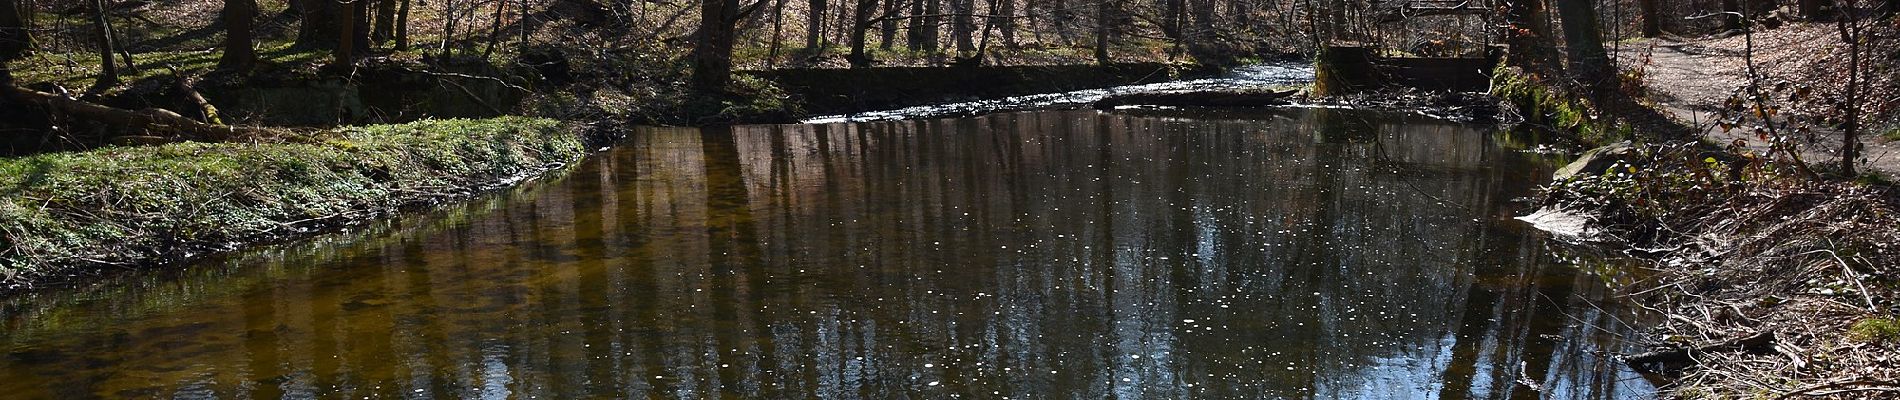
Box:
[1490,63,1627,144]
[1849,316,1900,343]
[1881,126,1900,142]
[0,117,584,284]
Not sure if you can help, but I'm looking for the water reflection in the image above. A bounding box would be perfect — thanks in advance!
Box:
[0,109,1654,399]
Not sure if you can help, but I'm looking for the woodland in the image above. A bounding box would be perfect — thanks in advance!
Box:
[2,0,1900,397]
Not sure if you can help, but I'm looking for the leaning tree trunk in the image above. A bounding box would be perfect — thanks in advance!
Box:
[90,0,119,86]
[693,0,741,91]
[219,0,257,71]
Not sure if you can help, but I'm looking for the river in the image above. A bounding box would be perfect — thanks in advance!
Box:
[0,108,1655,398]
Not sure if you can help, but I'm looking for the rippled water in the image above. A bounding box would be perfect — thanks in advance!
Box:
[802,63,1315,123]
[0,108,1654,398]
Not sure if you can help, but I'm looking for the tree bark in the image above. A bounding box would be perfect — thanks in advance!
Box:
[806,0,828,49]
[1556,0,1613,88]
[693,0,741,91]
[953,0,976,52]
[294,0,339,50]
[998,0,1016,47]
[879,0,899,50]
[90,0,119,86]
[372,0,395,44]
[219,0,257,71]
[847,0,878,67]
[0,0,26,85]
[1637,0,1661,37]
[1093,0,1111,64]
[335,0,358,65]
[395,0,411,49]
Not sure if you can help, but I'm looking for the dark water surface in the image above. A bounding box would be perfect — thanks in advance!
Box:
[0,109,1655,399]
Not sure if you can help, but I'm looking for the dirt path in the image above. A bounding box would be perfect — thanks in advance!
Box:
[1622,33,1900,177]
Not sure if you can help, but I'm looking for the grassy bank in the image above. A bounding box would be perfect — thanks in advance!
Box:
[0,117,588,290]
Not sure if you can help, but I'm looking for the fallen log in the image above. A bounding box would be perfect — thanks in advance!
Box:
[1092,89,1297,109]
[1625,330,1776,373]
[169,66,222,125]
[2,84,275,142]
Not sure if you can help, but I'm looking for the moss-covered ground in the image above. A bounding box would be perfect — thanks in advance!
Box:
[0,117,586,288]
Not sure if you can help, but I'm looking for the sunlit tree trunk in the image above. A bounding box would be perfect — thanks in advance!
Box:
[218,0,257,71]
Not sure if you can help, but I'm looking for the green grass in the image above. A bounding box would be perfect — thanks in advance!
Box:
[1849,316,1900,343]
[10,42,329,90]
[0,117,584,284]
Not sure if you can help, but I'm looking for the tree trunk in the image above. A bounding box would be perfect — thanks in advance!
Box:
[769,0,788,65]
[395,0,411,49]
[999,0,1017,48]
[848,0,877,67]
[295,0,338,50]
[953,0,975,52]
[0,0,27,84]
[1556,0,1613,88]
[90,0,119,86]
[1720,0,1742,31]
[879,0,899,50]
[1093,0,1111,64]
[806,0,828,49]
[921,0,942,50]
[218,0,257,71]
[693,0,741,91]
[1637,0,1661,37]
[1502,0,1558,74]
[335,0,358,65]
[372,0,395,44]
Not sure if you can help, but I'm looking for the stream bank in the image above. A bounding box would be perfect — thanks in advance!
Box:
[0,117,597,292]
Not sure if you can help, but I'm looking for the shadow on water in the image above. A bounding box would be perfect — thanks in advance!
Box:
[0,108,1657,398]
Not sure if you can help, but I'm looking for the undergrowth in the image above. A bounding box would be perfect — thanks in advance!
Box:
[0,117,585,287]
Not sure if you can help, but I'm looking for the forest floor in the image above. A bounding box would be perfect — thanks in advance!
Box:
[1618,23,1900,178]
[1545,23,1900,399]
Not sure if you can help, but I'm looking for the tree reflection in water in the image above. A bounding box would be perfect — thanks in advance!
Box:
[0,109,1656,399]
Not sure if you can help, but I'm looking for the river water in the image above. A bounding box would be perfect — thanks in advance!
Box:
[0,108,1654,398]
